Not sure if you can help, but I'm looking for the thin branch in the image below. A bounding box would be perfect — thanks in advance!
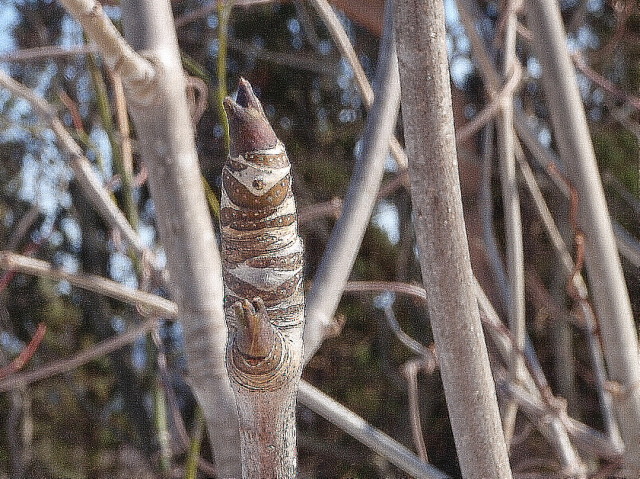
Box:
[0,71,151,260]
[455,60,522,144]
[526,2,640,471]
[57,0,155,93]
[306,0,408,169]
[478,125,510,310]
[381,302,432,358]
[297,380,450,479]
[402,358,433,463]
[496,0,526,446]
[572,52,640,111]
[303,0,401,361]
[0,44,98,62]
[0,323,47,380]
[0,317,157,392]
[0,251,177,318]
[174,0,275,28]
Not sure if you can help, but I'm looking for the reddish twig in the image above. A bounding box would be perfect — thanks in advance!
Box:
[572,52,640,110]
[0,323,47,380]
[58,89,86,133]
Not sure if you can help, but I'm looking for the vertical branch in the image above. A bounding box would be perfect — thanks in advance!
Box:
[221,79,305,478]
[525,1,640,473]
[303,0,401,360]
[394,0,512,477]
[496,0,525,445]
[59,0,242,474]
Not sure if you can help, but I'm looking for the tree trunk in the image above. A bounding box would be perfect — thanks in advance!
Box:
[394,0,513,477]
[221,79,305,478]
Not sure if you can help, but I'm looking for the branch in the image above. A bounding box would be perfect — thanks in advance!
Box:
[0,251,177,317]
[57,0,155,95]
[303,0,401,360]
[496,0,526,447]
[0,44,98,62]
[0,70,150,259]
[526,2,640,472]
[297,380,450,479]
[108,0,240,473]
[0,318,157,392]
[394,0,512,476]
[306,0,408,169]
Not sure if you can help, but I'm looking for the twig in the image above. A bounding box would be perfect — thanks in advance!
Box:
[0,251,177,318]
[455,58,522,144]
[0,44,98,62]
[0,323,47,380]
[298,197,343,224]
[297,380,450,479]
[572,52,640,111]
[306,0,408,169]
[381,302,432,358]
[0,71,151,260]
[109,70,139,230]
[402,358,432,463]
[303,0,401,361]
[174,0,275,28]
[496,0,525,447]
[0,317,157,392]
[478,125,510,311]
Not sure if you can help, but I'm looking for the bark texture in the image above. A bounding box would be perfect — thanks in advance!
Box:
[221,79,305,478]
[394,0,513,478]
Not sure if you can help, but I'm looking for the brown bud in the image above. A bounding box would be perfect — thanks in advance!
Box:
[223,78,278,156]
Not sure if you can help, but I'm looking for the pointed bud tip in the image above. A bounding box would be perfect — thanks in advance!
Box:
[225,78,278,155]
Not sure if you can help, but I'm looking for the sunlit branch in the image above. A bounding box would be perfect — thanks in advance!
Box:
[58,0,155,93]
[0,71,151,260]
[0,252,176,318]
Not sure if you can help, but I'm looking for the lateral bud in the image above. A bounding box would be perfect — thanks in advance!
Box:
[234,297,276,359]
[228,297,288,391]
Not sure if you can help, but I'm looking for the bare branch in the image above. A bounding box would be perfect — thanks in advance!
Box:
[0,318,157,392]
[297,380,450,479]
[0,251,178,318]
[0,70,150,259]
[306,0,408,169]
[0,44,98,62]
[394,0,512,475]
[116,0,240,473]
[526,2,640,472]
[303,0,400,361]
[58,0,155,95]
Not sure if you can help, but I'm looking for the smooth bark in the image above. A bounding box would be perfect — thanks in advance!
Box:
[526,1,640,473]
[116,1,241,475]
[394,0,512,477]
[303,0,401,359]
